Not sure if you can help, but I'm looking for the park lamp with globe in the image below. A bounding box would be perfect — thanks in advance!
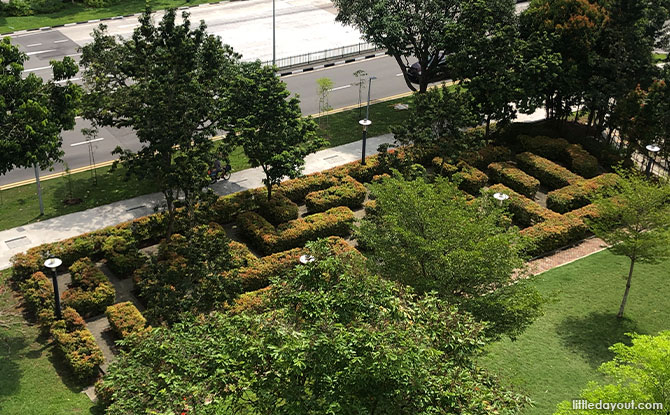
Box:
[44,255,63,320]
[645,143,661,177]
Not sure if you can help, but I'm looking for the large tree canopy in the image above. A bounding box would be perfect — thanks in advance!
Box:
[357,173,544,339]
[98,240,528,414]
[80,9,240,238]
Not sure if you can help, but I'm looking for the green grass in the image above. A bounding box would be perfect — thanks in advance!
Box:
[0,97,410,232]
[0,0,219,34]
[653,52,668,63]
[317,96,413,148]
[481,250,670,415]
[0,269,99,415]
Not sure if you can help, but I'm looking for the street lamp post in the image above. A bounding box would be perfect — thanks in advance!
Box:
[645,143,661,178]
[299,254,315,264]
[493,192,509,206]
[272,0,276,66]
[359,76,376,165]
[44,257,63,320]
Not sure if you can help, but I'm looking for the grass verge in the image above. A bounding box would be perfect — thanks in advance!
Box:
[653,52,668,63]
[0,269,98,415]
[481,249,670,415]
[0,0,218,34]
[0,95,413,231]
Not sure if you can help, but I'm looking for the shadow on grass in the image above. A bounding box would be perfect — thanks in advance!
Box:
[556,311,640,369]
[0,334,27,400]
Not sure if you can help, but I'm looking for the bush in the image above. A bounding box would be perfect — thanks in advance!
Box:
[431,157,459,177]
[102,232,145,278]
[329,154,386,183]
[255,193,299,226]
[460,145,513,170]
[5,0,32,16]
[279,173,339,204]
[564,144,599,178]
[546,173,620,213]
[453,162,489,195]
[305,177,367,213]
[516,152,582,190]
[50,309,104,382]
[520,215,590,257]
[105,302,147,340]
[228,240,259,270]
[518,135,570,159]
[238,207,355,255]
[30,0,66,13]
[20,272,54,322]
[488,184,561,228]
[206,190,257,224]
[488,162,541,198]
[61,258,116,318]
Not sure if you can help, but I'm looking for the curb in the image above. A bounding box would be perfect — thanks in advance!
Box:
[278,51,388,77]
[0,0,234,36]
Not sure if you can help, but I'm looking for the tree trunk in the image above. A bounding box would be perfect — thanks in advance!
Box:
[617,258,636,318]
[165,193,175,242]
[485,115,491,138]
[267,183,273,201]
[392,54,417,92]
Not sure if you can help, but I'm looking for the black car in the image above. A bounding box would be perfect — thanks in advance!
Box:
[406,54,450,85]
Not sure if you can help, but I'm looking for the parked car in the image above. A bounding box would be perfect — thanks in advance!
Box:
[406,54,451,85]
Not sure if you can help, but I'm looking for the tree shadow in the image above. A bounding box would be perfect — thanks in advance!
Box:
[0,334,28,401]
[556,311,640,370]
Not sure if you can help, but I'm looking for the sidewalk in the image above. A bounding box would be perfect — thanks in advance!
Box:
[0,134,394,270]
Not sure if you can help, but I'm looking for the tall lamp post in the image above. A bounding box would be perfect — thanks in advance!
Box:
[645,143,661,177]
[44,257,63,320]
[493,192,509,206]
[272,0,276,66]
[359,76,376,165]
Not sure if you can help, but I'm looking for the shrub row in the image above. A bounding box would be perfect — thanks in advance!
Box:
[518,135,570,159]
[329,154,386,183]
[61,258,116,318]
[431,157,459,177]
[488,184,561,228]
[546,173,620,213]
[516,152,583,190]
[278,173,339,204]
[460,145,513,170]
[238,207,354,255]
[454,162,489,195]
[520,215,590,257]
[229,240,260,270]
[305,176,367,213]
[20,271,56,327]
[487,162,541,198]
[564,144,599,178]
[50,307,105,382]
[101,231,146,279]
[255,193,299,226]
[105,302,147,340]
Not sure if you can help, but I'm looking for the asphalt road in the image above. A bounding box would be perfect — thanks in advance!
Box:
[1,0,531,186]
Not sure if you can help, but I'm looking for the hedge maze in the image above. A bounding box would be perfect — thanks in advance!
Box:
[9,125,624,384]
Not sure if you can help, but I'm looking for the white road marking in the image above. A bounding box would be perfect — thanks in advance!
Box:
[66,53,82,57]
[329,84,352,92]
[55,77,81,83]
[396,73,404,77]
[26,43,42,47]
[26,49,55,56]
[71,137,104,147]
[54,39,68,43]
[22,65,52,73]
[119,23,137,28]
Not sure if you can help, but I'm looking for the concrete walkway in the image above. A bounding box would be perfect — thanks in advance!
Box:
[0,134,394,270]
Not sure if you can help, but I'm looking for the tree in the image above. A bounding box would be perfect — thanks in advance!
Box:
[555,331,670,414]
[332,0,464,93]
[390,85,478,164]
[316,77,333,127]
[98,239,529,414]
[353,69,368,119]
[587,169,670,318]
[0,37,80,214]
[453,0,521,137]
[229,62,325,200]
[357,173,543,339]
[80,9,240,239]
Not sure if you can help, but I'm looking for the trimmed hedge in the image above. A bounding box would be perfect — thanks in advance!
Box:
[454,161,489,195]
[520,215,590,257]
[20,271,56,327]
[206,190,257,224]
[432,157,459,177]
[50,307,104,382]
[255,193,299,226]
[61,258,116,318]
[238,207,355,255]
[305,176,367,213]
[279,173,339,204]
[518,135,570,159]
[516,152,582,190]
[564,144,599,178]
[229,240,260,270]
[101,232,145,278]
[460,145,513,170]
[488,162,541,198]
[105,302,147,340]
[488,184,561,228]
[329,154,386,183]
[546,173,620,213]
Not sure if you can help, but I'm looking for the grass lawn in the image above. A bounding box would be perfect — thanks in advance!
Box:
[481,250,670,415]
[0,0,218,34]
[0,96,412,232]
[0,269,99,415]
[653,52,668,63]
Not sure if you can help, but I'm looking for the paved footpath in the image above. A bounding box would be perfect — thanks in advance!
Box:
[528,236,608,276]
[0,134,394,270]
